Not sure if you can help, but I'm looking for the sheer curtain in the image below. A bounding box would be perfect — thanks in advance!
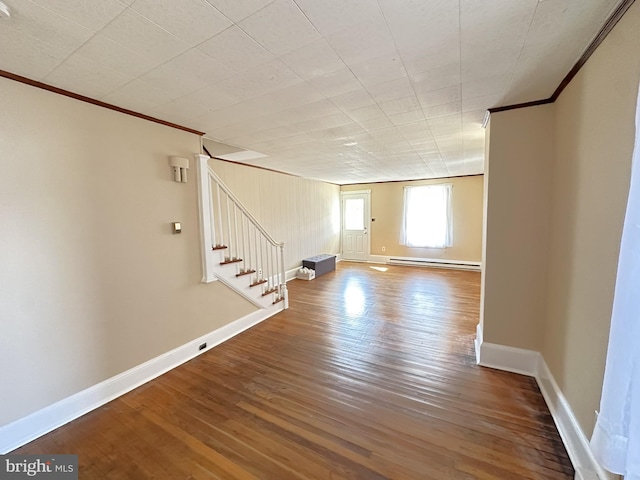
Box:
[400,184,452,248]
[590,84,640,479]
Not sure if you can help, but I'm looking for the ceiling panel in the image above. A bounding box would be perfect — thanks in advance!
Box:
[238,0,321,56]
[0,0,624,184]
[197,26,273,72]
[130,0,231,46]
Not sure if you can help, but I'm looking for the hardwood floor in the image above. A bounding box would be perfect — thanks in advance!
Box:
[14,262,574,479]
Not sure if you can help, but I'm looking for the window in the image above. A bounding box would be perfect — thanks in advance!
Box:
[344,198,364,230]
[400,184,452,248]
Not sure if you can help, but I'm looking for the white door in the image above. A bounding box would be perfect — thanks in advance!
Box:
[341,191,371,261]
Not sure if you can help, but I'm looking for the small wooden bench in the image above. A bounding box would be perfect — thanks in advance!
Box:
[302,254,336,278]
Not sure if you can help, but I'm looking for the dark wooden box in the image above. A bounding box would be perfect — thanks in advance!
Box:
[302,254,336,278]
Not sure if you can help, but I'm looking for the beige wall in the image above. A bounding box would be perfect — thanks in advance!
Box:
[482,0,640,448]
[341,176,484,262]
[482,105,554,350]
[209,161,341,271]
[0,78,256,427]
[543,2,640,436]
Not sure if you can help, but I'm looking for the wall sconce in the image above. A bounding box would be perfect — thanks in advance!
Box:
[169,156,189,183]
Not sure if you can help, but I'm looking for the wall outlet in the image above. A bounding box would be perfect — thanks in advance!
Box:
[381,246,386,252]
[258,268,262,276]
[199,343,207,351]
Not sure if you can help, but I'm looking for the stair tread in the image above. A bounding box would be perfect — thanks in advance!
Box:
[236,269,256,277]
[212,245,228,250]
[250,279,267,287]
[262,287,279,297]
[273,297,284,305]
[221,258,243,265]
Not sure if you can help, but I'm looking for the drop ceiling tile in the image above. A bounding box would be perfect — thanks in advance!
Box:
[277,99,341,123]
[139,64,209,100]
[27,0,127,31]
[294,0,382,36]
[308,68,361,98]
[416,85,461,109]
[100,9,190,65]
[0,25,69,80]
[103,79,172,112]
[279,39,346,80]
[131,0,231,46]
[366,77,414,103]
[325,18,396,64]
[348,52,408,87]
[173,83,240,112]
[5,0,94,54]
[461,0,537,52]
[43,54,130,98]
[379,0,460,52]
[329,89,376,112]
[424,101,461,119]
[198,26,274,72]
[402,47,461,76]
[410,62,461,93]
[462,73,511,99]
[295,113,353,133]
[149,99,211,122]
[461,47,521,83]
[388,109,425,126]
[358,116,393,131]
[163,49,235,85]
[396,120,432,139]
[73,34,158,78]
[462,94,502,113]
[227,132,274,147]
[259,125,304,140]
[259,83,325,111]
[379,96,420,117]
[0,0,617,183]
[527,0,618,44]
[347,105,386,122]
[204,0,274,22]
[239,0,321,56]
[215,59,301,101]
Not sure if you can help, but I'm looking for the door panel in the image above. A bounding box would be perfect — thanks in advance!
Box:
[341,191,370,261]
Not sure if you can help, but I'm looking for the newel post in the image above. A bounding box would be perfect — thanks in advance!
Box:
[195,154,217,283]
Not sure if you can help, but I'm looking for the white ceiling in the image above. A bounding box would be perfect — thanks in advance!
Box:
[0,0,621,184]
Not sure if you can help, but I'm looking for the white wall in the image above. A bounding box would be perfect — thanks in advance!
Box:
[209,159,341,271]
[0,78,256,427]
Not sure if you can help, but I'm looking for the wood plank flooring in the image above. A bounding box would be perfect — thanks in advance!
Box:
[14,262,574,479]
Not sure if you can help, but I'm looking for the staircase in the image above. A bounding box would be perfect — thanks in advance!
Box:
[195,154,288,314]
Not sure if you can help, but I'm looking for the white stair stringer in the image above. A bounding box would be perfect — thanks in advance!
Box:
[196,154,288,315]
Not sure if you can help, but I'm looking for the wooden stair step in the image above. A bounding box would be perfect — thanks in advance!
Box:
[273,297,284,305]
[250,279,267,287]
[261,287,278,297]
[236,269,256,277]
[212,245,228,251]
[220,258,242,265]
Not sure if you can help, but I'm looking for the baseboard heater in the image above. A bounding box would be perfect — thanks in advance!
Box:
[387,257,481,271]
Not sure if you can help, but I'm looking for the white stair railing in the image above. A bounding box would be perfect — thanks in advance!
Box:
[196,154,288,309]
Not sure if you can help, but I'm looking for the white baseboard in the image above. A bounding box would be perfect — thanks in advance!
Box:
[474,333,613,480]
[536,358,615,480]
[476,341,540,376]
[474,323,483,364]
[368,254,481,271]
[0,308,277,454]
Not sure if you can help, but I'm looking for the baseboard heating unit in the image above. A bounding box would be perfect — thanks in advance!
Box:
[387,257,481,271]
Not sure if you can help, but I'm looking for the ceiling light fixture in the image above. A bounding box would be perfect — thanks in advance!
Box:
[0,1,11,19]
